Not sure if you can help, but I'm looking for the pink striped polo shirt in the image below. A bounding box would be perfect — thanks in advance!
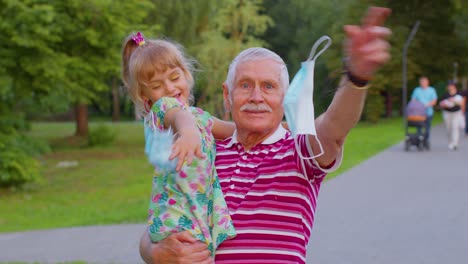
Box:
[214,125,342,263]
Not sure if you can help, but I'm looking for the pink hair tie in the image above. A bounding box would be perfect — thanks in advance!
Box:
[132,32,145,46]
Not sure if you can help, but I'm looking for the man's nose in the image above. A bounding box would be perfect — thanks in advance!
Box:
[249,86,264,102]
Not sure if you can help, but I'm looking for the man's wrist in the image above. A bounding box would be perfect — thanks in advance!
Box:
[342,58,370,89]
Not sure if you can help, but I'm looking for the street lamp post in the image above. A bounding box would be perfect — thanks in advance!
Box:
[453,62,458,84]
[402,21,420,129]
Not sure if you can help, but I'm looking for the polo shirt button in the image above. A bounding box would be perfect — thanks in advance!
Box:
[235,169,240,173]
[242,155,247,160]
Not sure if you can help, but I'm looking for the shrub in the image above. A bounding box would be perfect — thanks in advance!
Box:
[0,113,30,134]
[0,133,46,187]
[88,124,116,147]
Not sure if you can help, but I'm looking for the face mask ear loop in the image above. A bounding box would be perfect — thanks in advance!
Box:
[299,157,311,183]
[295,134,324,161]
[307,36,332,62]
[296,135,324,181]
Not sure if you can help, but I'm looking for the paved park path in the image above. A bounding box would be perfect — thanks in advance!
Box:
[306,124,468,264]
[1,124,466,264]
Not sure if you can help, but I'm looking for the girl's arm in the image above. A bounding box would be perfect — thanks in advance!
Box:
[164,107,204,171]
[211,118,235,140]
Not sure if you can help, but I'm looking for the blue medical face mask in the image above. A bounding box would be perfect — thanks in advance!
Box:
[144,112,178,171]
[283,36,331,160]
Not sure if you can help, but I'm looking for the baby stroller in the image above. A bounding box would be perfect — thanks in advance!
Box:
[405,100,428,151]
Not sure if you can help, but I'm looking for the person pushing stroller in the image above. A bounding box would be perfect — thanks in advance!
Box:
[408,76,438,150]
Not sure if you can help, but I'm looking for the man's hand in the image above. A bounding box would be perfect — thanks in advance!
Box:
[140,231,213,264]
[344,6,392,81]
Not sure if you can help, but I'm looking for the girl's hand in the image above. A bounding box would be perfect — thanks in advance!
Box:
[169,128,205,171]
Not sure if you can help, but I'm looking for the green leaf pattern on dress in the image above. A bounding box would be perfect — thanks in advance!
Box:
[146,97,236,255]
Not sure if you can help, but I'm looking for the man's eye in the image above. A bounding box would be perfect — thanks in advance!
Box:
[241,83,249,88]
[265,83,273,89]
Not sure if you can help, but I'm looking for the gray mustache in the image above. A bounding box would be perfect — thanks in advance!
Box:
[240,104,272,112]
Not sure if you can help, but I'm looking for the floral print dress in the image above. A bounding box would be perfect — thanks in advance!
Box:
[144,97,235,254]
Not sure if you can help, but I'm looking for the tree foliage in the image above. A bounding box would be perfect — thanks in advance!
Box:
[142,0,272,117]
[195,0,273,117]
[0,0,153,186]
[2,0,468,186]
[263,0,349,114]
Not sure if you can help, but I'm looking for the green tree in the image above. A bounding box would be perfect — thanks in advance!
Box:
[263,0,349,114]
[386,0,462,89]
[142,0,273,119]
[0,0,155,136]
[146,0,218,48]
[0,1,64,117]
[0,1,58,186]
[453,0,468,82]
[195,0,273,118]
[49,0,154,136]
[0,0,154,186]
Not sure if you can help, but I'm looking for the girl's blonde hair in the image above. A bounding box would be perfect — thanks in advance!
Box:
[121,32,195,118]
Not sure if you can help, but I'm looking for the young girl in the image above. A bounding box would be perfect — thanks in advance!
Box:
[121,32,236,254]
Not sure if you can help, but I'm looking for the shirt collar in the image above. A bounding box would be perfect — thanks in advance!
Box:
[225,124,287,148]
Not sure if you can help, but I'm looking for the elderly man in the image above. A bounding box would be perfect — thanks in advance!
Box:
[140,6,391,264]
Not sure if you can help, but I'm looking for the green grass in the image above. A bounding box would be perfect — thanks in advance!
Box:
[0,121,152,233]
[0,115,441,233]
[327,118,404,179]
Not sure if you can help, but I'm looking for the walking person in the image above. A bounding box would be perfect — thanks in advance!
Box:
[411,76,438,149]
[439,82,465,150]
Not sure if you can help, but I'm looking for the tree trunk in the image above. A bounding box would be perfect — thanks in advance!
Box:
[112,78,120,122]
[385,92,393,118]
[75,103,88,137]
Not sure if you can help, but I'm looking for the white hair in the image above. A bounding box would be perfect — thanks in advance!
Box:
[225,47,289,95]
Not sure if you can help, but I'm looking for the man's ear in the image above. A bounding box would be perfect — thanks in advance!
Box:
[223,83,231,112]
